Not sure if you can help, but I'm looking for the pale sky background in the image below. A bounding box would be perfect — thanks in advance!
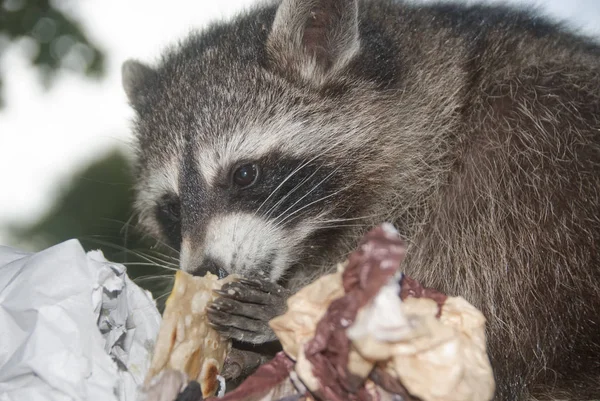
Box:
[0,0,599,246]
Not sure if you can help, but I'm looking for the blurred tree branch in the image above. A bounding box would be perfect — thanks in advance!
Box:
[0,0,105,107]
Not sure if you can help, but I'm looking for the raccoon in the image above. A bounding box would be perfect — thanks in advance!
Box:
[121,0,600,399]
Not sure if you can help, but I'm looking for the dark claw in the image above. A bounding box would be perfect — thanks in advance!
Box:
[208,321,227,331]
[206,304,222,313]
[238,278,262,288]
[209,298,233,312]
[207,308,230,327]
[213,289,232,297]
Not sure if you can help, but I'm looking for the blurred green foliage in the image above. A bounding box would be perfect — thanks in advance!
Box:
[1,1,172,306]
[9,150,175,309]
[0,0,105,107]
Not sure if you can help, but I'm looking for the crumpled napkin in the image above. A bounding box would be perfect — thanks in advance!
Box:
[262,224,494,401]
[0,239,161,401]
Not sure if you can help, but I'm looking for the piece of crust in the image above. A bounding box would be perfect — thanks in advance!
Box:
[145,270,238,398]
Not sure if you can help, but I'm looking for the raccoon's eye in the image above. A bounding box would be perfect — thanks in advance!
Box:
[232,163,259,188]
[159,199,181,222]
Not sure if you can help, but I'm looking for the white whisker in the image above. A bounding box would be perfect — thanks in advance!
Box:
[133,274,175,283]
[314,213,383,224]
[253,139,346,217]
[122,262,178,271]
[272,165,344,226]
[85,238,179,271]
[263,164,325,219]
[274,183,353,229]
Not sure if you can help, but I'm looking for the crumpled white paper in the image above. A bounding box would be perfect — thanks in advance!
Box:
[0,239,162,401]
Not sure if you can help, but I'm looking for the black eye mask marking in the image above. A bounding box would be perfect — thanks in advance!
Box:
[154,192,182,249]
[223,154,343,228]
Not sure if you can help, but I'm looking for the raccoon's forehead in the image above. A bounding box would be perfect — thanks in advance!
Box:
[196,117,319,185]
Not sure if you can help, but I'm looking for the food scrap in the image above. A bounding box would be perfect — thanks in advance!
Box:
[141,271,238,399]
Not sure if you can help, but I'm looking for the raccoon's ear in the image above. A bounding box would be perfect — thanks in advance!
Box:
[122,59,157,110]
[267,0,359,85]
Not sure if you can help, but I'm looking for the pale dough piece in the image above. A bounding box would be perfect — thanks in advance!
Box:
[145,270,238,398]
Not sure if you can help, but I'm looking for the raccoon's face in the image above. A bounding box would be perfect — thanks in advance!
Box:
[123,0,387,284]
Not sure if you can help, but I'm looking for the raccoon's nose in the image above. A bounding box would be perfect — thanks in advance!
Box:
[193,257,229,279]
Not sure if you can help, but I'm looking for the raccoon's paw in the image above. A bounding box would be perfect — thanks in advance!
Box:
[207,278,291,344]
[221,348,271,382]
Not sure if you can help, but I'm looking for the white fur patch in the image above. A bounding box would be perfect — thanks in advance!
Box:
[203,213,290,278]
[135,163,180,234]
[147,166,179,197]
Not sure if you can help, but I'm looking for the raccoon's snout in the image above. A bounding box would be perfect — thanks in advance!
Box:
[193,256,229,279]
[183,213,299,282]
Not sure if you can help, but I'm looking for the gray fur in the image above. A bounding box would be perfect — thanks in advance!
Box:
[122,60,157,107]
[123,0,600,399]
[268,0,360,84]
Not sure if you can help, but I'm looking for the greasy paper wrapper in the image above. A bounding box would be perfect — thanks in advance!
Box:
[143,270,237,398]
[219,224,495,401]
